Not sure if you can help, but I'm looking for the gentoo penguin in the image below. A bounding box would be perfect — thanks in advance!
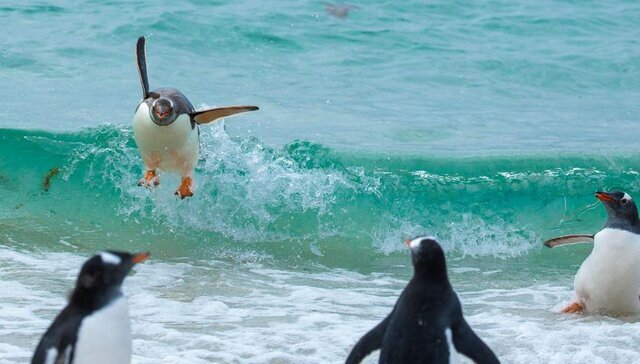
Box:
[31,251,150,364]
[544,191,640,315]
[133,36,259,198]
[346,236,499,364]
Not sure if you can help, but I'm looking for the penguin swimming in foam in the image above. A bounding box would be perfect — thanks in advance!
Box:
[31,251,149,364]
[133,36,259,198]
[346,236,499,364]
[545,191,640,315]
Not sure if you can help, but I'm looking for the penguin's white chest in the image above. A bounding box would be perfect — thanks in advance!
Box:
[72,297,132,364]
[574,228,640,314]
[133,102,199,174]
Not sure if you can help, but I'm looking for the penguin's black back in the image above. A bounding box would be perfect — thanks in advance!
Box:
[31,305,87,364]
[379,278,459,363]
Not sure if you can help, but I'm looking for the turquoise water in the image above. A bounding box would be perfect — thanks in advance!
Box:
[2,1,640,363]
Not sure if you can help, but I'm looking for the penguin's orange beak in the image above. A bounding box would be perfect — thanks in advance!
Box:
[132,252,150,264]
[595,192,615,203]
[404,239,411,248]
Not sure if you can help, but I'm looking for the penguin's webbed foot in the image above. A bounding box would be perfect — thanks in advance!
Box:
[175,177,193,199]
[138,170,159,188]
[562,301,584,314]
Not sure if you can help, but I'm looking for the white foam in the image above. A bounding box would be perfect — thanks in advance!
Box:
[372,213,537,258]
[44,348,57,364]
[111,123,360,244]
[4,245,640,363]
[445,328,460,364]
[451,267,481,274]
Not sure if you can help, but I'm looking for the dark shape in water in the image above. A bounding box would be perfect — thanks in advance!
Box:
[325,3,359,19]
[42,167,59,192]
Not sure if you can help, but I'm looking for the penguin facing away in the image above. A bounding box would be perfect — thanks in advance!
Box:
[31,251,150,364]
[346,237,499,364]
[133,36,259,198]
[544,191,640,315]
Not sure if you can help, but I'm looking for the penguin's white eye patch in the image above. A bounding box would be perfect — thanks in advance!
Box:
[409,238,422,249]
[100,252,122,265]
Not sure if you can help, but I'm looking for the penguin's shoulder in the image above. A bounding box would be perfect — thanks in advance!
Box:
[32,305,86,364]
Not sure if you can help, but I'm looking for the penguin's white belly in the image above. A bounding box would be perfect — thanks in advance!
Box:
[574,228,640,314]
[73,297,131,364]
[133,102,199,175]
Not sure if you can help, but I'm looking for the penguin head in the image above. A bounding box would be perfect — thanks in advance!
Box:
[150,97,177,125]
[596,191,640,226]
[72,251,150,304]
[404,236,448,280]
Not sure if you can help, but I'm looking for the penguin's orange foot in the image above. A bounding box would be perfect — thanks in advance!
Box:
[562,302,584,314]
[175,177,193,199]
[138,170,159,187]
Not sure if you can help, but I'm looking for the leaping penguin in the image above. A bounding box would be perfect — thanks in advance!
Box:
[31,251,149,364]
[133,36,259,198]
[544,191,640,315]
[346,236,499,364]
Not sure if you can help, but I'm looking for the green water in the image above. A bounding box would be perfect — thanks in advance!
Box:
[1,125,631,264]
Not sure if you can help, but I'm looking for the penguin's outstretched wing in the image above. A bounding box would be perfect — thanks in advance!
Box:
[451,317,500,364]
[190,106,259,124]
[136,36,150,99]
[31,308,80,364]
[543,234,594,248]
[345,310,393,364]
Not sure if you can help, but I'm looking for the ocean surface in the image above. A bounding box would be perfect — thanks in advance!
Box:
[2,1,640,363]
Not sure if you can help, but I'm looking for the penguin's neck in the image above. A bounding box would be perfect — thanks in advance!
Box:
[71,286,124,311]
[412,263,450,287]
[604,215,640,234]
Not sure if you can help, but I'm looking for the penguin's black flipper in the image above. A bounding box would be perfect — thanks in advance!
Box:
[190,105,259,124]
[32,334,75,363]
[31,307,80,364]
[136,36,150,99]
[451,318,500,364]
[543,234,594,248]
[345,311,393,364]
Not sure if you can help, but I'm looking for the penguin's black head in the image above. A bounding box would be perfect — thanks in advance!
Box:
[596,191,640,228]
[73,251,149,302]
[404,236,448,281]
[150,97,177,126]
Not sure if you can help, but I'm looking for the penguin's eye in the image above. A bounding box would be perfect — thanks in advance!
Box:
[621,199,629,205]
